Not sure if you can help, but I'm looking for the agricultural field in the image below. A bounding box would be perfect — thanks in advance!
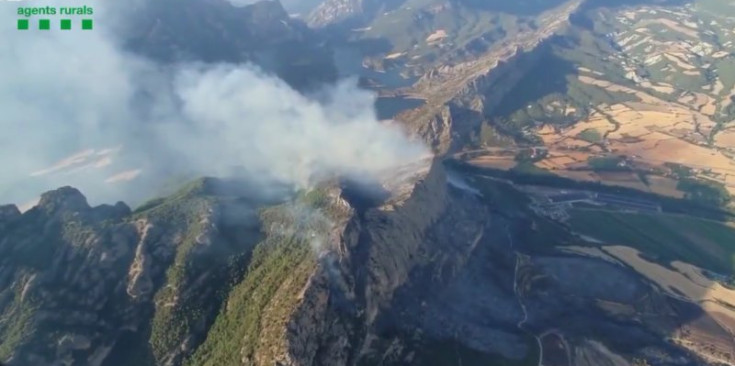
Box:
[563,207,735,363]
[471,1,735,208]
[567,209,735,274]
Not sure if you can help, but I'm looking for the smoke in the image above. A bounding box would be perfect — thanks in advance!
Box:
[267,202,336,250]
[225,0,324,15]
[0,0,428,208]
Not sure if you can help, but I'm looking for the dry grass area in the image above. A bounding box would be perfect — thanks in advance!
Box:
[663,53,697,70]
[713,79,725,95]
[679,92,717,116]
[637,18,700,38]
[527,74,735,197]
[466,155,516,169]
[385,52,406,60]
[640,81,676,94]
[578,66,603,76]
[601,245,735,365]
[647,175,685,198]
[596,171,650,191]
[712,51,730,59]
[462,7,735,201]
[722,84,735,111]
[426,29,448,43]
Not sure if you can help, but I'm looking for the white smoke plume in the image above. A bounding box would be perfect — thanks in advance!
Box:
[0,0,428,208]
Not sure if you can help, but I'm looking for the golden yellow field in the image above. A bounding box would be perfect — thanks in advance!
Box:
[602,246,735,364]
[459,8,735,201]
[528,73,735,197]
[466,155,516,169]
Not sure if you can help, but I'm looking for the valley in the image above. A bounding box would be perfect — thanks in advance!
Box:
[452,0,735,209]
[459,164,735,365]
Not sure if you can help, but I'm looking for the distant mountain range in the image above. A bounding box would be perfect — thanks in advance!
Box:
[126,0,337,90]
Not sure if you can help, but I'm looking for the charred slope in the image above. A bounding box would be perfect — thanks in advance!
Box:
[282,160,716,366]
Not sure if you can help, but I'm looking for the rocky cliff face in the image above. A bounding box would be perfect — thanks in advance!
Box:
[0,164,722,366]
[306,0,406,29]
[0,180,266,366]
[307,0,363,28]
[276,159,718,366]
[0,160,499,365]
[396,0,583,153]
[0,188,136,365]
[275,160,713,366]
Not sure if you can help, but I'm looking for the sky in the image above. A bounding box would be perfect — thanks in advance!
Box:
[226,0,325,15]
[0,0,429,208]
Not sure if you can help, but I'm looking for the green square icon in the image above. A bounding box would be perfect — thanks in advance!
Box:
[17,19,28,30]
[60,19,71,30]
[39,19,50,30]
[81,19,93,30]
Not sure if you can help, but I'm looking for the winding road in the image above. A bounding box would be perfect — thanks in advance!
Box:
[507,228,544,366]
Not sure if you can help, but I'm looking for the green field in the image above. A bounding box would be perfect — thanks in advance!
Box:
[577,128,603,143]
[567,209,735,274]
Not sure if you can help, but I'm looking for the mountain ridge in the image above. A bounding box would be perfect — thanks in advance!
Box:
[4,0,735,364]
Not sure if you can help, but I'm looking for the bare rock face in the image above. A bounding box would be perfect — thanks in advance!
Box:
[307,0,363,27]
[126,220,156,299]
[0,205,20,222]
[307,0,407,29]
[388,1,584,156]
[37,186,90,214]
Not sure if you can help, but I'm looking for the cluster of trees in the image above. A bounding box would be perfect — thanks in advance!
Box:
[677,178,731,207]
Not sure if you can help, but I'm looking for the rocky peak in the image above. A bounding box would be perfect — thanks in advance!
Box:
[125,0,336,90]
[0,204,20,222]
[131,0,309,54]
[236,0,306,44]
[37,186,90,214]
[307,0,362,27]
[92,202,133,221]
[307,0,406,28]
[243,0,290,23]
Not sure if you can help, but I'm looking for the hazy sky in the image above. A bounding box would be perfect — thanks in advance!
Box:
[226,0,325,15]
[0,0,428,207]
